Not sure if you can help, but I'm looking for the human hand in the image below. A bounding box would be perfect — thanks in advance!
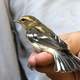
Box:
[28,32,80,80]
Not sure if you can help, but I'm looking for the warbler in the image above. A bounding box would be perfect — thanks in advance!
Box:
[16,15,80,72]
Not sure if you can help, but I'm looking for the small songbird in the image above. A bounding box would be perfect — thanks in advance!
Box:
[16,15,80,72]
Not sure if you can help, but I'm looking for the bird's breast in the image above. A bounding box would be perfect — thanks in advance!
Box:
[32,42,56,53]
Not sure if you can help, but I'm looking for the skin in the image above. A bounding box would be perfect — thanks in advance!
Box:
[28,32,80,80]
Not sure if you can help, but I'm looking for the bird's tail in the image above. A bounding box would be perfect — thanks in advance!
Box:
[53,50,80,72]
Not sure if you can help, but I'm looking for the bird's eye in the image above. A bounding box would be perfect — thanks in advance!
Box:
[21,18,26,21]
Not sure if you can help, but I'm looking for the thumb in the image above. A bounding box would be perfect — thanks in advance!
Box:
[28,52,54,67]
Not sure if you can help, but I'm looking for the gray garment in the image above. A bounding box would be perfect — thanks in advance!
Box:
[0,0,20,80]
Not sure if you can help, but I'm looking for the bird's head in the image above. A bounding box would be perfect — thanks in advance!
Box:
[16,15,41,30]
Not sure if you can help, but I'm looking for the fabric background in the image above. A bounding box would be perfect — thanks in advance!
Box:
[0,0,20,80]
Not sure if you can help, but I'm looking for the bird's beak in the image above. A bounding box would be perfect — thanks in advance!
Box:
[13,20,20,23]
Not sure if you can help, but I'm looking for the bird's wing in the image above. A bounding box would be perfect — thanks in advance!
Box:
[26,30,80,72]
[32,33,80,72]
[35,25,68,50]
[33,34,65,50]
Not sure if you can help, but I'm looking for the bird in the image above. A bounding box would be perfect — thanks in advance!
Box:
[16,15,80,72]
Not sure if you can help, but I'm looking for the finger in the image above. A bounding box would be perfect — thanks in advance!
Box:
[60,32,80,55]
[35,64,54,74]
[28,52,54,67]
[78,52,80,58]
[36,65,76,80]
